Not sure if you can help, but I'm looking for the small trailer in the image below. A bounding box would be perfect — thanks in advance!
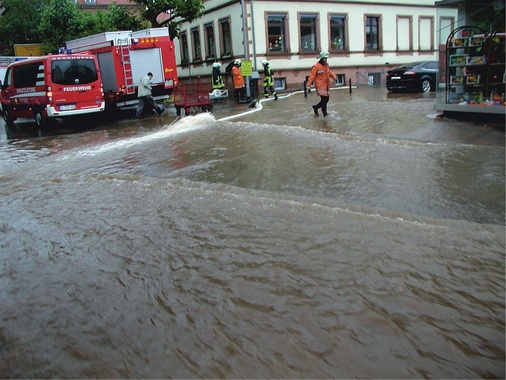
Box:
[173,81,213,116]
[66,28,177,110]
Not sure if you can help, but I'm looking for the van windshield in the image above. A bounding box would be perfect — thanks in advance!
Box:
[51,58,98,85]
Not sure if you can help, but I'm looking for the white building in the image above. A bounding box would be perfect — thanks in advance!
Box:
[175,0,458,92]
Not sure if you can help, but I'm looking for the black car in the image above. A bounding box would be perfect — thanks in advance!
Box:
[386,61,439,93]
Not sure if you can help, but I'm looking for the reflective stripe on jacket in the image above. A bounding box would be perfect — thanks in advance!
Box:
[306,62,337,97]
[263,66,274,87]
[212,68,225,89]
[232,66,245,89]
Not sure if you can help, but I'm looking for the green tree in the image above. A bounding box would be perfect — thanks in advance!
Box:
[104,2,146,31]
[38,0,83,53]
[37,0,145,53]
[0,0,49,55]
[469,1,505,33]
[129,0,205,38]
[0,0,146,55]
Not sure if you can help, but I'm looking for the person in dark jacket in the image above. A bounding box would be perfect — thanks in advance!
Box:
[211,62,225,90]
[262,60,278,100]
[135,72,164,119]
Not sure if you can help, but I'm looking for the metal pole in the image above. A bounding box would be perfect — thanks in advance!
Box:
[241,0,251,99]
[250,0,257,71]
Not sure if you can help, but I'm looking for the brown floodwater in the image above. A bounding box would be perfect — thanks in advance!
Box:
[0,88,504,378]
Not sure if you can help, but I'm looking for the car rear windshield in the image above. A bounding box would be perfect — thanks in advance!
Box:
[400,62,421,69]
[51,58,98,85]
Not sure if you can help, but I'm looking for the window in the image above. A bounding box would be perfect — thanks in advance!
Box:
[335,74,346,86]
[191,27,201,62]
[299,13,319,53]
[3,68,11,87]
[439,17,454,45]
[365,15,381,52]
[84,0,96,3]
[274,77,286,91]
[267,13,288,53]
[419,16,434,51]
[180,33,189,64]
[219,17,232,58]
[396,16,412,51]
[13,62,41,88]
[204,23,216,60]
[180,32,189,64]
[329,14,347,52]
[51,59,98,85]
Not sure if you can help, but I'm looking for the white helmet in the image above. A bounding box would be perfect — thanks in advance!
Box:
[318,51,330,59]
[261,59,269,66]
[234,59,241,66]
[212,62,221,68]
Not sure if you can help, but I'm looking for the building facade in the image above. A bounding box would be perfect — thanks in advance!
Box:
[174,0,458,92]
[74,0,141,11]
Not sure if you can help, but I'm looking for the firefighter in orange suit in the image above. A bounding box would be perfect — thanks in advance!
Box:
[232,59,246,103]
[306,51,337,117]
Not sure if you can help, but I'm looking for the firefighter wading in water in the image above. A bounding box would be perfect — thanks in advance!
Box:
[262,60,278,100]
[306,51,337,117]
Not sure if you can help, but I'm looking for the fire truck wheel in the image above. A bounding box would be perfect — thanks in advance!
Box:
[2,109,15,125]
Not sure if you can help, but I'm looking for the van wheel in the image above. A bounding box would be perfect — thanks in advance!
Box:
[2,109,15,125]
[4,124,14,139]
[34,111,48,137]
[34,110,46,128]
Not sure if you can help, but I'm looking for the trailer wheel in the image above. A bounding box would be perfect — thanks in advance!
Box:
[207,104,213,112]
[184,107,190,116]
[2,109,15,125]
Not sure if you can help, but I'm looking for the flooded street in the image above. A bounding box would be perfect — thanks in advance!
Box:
[0,88,504,378]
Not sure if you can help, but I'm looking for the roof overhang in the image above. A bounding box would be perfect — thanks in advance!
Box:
[436,0,502,5]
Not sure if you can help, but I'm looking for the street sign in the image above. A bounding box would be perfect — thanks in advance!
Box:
[241,60,253,76]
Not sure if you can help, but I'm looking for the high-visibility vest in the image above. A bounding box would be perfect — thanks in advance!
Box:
[212,67,225,89]
[263,66,274,87]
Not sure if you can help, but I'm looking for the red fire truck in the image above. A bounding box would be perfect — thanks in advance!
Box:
[66,28,178,110]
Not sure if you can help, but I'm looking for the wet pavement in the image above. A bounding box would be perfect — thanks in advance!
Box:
[0,87,504,378]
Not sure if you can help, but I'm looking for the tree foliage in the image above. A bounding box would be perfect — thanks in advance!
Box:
[469,1,505,34]
[0,0,145,54]
[0,0,49,55]
[129,0,205,38]
[100,3,147,32]
[38,0,83,53]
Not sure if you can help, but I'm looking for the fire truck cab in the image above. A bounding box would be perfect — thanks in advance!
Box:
[66,28,178,110]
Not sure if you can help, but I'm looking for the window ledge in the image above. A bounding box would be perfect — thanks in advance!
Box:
[298,50,319,56]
